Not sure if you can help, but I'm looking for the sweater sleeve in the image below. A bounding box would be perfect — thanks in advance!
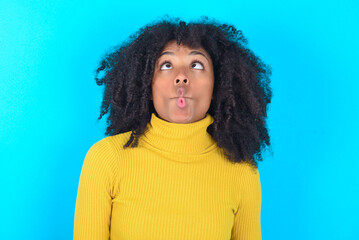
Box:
[73,138,119,240]
[231,163,262,240]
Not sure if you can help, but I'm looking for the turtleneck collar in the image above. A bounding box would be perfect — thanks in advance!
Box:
[141,113,216,154]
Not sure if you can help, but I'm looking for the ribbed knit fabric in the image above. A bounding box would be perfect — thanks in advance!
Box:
[74,113,261,240]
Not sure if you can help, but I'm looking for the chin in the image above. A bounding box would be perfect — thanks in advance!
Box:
[171,117,193,124]
[172,113,206,124]
[167,112,194,124]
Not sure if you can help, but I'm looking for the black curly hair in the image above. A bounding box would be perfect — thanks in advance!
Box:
[95,16,272,167]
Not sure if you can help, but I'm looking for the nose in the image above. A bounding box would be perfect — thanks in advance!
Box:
[174,69,189,85]
[175,78,188,84]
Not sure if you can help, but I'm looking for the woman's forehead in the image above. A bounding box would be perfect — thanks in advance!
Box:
[162,40,200,50]
[160,41,211,59]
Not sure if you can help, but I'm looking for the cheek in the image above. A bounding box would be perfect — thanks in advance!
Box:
[152,80,171,104]
[152,82,163,97]
[198,79,214,97]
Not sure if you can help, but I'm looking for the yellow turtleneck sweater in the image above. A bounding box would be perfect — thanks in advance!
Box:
[74,113,261,240]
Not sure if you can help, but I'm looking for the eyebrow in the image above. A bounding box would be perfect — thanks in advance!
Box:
[159,50,210,61]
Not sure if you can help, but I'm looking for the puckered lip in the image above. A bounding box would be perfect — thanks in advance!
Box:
[170,97,192,99]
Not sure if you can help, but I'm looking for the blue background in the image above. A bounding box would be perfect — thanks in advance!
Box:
[1,0,358,239]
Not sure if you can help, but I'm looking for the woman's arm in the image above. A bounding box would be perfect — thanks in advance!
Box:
[73,139,119,240]
[231,163,262,240]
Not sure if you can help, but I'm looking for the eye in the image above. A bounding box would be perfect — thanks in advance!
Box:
[191,61,204,70]
[160,62,172,70]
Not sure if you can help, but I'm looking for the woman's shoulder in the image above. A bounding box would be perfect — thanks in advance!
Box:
[231,161,261,196]
[231,161,259,176]
[86,131,133,159]
[81,132,133,178]
[227,161,260,189]
[103,131,133,151]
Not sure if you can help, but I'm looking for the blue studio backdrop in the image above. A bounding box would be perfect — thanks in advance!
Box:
[0,0,358,239]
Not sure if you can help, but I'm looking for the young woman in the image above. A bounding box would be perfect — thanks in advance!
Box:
[74,17,272,240]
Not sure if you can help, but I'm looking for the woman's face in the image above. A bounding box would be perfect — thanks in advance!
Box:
[151,41,214,123]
